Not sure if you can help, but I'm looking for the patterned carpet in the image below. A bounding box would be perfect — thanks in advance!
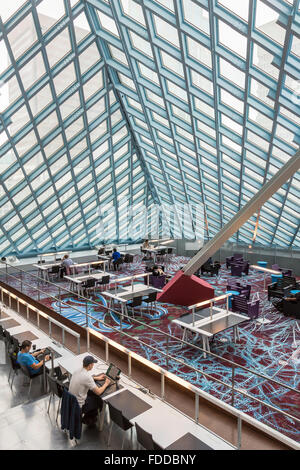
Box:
[1,257,300,442]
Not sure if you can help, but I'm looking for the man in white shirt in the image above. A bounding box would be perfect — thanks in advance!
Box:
[69,355,111,425]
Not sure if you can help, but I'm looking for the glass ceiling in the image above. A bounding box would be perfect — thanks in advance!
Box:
[0,0,299,256]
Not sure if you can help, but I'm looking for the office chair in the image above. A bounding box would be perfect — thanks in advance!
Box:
[135,422,155,450]
[47,374,64,423]
[126,296,143,317]
[143,292,157,314]
[81,278,96,297]
[107,402,133,449]
[48,265,60,281]
[19,364,43,399]
[156,249,166,263]
[97,275,110,291]
[8,351,20,388]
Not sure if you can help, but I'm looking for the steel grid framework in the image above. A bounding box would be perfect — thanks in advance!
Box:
[0,0,299,256]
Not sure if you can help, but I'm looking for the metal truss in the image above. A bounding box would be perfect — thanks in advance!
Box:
[0,0,299,256]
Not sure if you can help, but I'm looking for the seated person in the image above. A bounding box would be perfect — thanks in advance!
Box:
[69,355,111,425]
[17,340,50,376]
[111,248,121,271]
[152,265,164,276]
[61,254,78,275]
[142,239,153,260]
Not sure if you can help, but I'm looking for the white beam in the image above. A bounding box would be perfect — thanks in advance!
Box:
[183,149,300,276]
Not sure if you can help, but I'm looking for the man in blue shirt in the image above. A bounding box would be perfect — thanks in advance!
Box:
[17,340,50,376]
[111,248,121,271]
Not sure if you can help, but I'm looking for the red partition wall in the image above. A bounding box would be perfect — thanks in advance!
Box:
[157,270,214,306]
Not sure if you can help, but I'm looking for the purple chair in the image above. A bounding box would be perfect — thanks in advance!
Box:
[231,264,243,277]
[227,282,251,300]
[226,254,243,268]
[231,296,259,319]
[149,275,166,289]
[271,264,292,277]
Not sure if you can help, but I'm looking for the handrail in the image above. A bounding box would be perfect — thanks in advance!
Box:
[1,262,300,394]
[2,277,299,432]
[1,262,299,395]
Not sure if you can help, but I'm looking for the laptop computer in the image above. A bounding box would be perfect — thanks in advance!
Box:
[94,363,121,395]
[35,348,62,361]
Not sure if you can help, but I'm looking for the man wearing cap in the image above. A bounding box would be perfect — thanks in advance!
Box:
[69,355,111,425]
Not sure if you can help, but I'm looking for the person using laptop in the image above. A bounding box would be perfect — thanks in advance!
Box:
[61,254,78,275]
[69,355,112,426]
[17,340,50,376]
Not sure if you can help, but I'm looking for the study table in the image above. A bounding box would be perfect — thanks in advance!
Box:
[58,352,235,450]
[172,307,249,358]
[33,262,62,281]
[102,283,163,317]
[64,271,116,295]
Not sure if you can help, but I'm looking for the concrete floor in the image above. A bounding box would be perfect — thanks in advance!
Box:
[0,339,135,450]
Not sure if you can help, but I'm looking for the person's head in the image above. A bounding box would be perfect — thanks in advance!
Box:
[145,239,149,244]
[113,248,117,252]
[153,265,158,270]
[63,254,69,260]
[20,340,32,353]
[83,355,98,371]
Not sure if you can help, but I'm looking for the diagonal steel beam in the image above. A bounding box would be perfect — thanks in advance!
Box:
[183,148,300,276]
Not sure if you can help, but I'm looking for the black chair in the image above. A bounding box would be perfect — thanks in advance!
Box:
[126,296,143,317]
[48,265,60,281]
[8,336,20,356]
[156,249,166,263]
[81,278,96,296]
[3,329,12,353]
[135,422,155,450]
[19,364,43,399]
[114,257,124,271]
[107,402,133,449]
[124,254,134,266]
[143,292,157,313]
[8,351,20,388]
[0,324,4,339]
[97,275,110,291]
[47,374,64,422]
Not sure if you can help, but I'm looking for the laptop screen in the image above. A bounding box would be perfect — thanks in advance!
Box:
[106,363,121,381]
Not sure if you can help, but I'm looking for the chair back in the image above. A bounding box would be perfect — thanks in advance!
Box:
[231,264,243,276]
[167,248,173,254]
[20,363,33,379]
[83,278,96,288]
[107,402,132,431]
[3,329,12,344]
[132,296,143,307]
[47,374,63,398]
[272,264,280,271]
[135,422,155,450]
[50,265,60,274]
[100,275,110,285]
[150,275,165,289]
[124,254,130,263]
[233,253,243,260]
[9,352,20,372]
[0,324,4,337]
[147,292,157,302]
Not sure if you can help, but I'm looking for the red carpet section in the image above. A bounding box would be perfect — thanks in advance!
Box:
[157,270,214,306]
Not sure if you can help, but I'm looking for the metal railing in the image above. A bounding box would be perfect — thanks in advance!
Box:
[0,262,299,448]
